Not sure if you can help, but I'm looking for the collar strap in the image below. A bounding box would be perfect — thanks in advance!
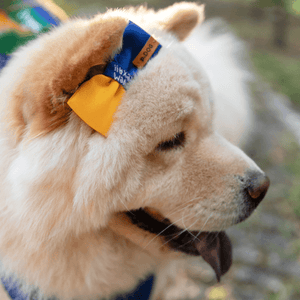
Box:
[67,21,162,137]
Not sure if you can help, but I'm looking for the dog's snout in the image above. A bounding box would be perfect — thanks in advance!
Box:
[245,172,270,206]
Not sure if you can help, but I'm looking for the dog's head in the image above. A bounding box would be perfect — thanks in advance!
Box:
[0,2,269,282]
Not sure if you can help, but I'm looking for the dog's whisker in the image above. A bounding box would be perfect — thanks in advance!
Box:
[160,213,199,248]
[157,213,197,250]
[142,222,179,250]
[194,230,202,241]
[120,199,131,212]
[144,195,201,221]
[165,203,193,219]
[193,211,214,240]
[143,210,197,250]
[137,196,202,247]
[181,210,200,240]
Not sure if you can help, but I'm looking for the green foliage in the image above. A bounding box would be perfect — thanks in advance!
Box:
[267,292,283,300]
[257,0,286,8]
[292,0,300,13]
[251,50,300,107]
[288,175,300,217]
[285,143,300,217]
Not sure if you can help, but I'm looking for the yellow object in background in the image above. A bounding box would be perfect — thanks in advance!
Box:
[67,75,125,137]
[0,9,28,32]
[208,286,228,300]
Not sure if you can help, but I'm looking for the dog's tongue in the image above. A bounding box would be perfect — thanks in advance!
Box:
[195,231,232,282]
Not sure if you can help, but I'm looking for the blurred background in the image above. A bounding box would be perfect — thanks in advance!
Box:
[55,1,300,299]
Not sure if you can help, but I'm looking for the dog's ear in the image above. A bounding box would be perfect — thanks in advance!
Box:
[9,16,128,140]
[157,2,204,41]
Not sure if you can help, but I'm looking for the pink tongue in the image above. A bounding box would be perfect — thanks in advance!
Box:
[195,232,232,282]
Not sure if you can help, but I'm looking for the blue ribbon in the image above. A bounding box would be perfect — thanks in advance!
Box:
[104,21,161,88]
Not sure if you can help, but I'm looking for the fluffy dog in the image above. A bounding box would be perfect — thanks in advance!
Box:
[0,2,269,299]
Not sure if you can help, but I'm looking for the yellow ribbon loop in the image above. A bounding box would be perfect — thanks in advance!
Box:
[67,75,125,137]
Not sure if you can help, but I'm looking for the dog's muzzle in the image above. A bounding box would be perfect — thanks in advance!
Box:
[126,173,270,282]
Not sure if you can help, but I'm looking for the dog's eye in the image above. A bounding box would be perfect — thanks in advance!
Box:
[156,132,185,151]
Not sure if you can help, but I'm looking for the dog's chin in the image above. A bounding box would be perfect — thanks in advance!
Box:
[234,210,254,224]
[126,208,232,282]
[234,200,261,225]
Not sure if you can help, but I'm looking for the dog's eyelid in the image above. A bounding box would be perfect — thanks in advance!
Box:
[156,132,186,151]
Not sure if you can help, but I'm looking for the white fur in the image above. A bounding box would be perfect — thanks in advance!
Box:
[184,19,254,147]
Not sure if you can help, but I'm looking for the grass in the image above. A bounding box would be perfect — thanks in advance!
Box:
[276,133,300,218]
[286,152,300,217]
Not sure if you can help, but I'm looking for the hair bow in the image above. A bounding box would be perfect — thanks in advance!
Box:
[67,21,162,136]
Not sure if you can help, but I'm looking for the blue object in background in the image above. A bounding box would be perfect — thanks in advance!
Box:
[0,53,11,71]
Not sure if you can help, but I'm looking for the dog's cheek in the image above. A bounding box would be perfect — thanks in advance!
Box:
[175,134,259,230]
[72,136,147,224]
[139,134,249,231]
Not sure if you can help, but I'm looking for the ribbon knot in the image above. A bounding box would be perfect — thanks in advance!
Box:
[67,21,162,136]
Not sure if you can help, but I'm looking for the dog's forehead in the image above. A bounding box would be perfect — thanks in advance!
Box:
[113,42,208,137]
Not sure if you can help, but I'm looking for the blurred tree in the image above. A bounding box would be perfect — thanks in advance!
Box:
[254,0,289,48]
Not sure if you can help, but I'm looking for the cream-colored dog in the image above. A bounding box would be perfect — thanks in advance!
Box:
[0,2,269,300]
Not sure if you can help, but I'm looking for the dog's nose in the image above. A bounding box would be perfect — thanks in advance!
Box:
[245,172,270,206]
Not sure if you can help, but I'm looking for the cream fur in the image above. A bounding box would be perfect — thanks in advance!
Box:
[183,18,254,147]
[0,284,10,300]
[0,3,263,300]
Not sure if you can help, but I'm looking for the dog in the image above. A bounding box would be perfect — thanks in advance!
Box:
[0,2,269,299]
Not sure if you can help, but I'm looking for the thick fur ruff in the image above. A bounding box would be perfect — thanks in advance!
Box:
[0,3,267,300]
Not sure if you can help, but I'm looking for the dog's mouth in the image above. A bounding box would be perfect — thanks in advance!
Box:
[126,208,232,282]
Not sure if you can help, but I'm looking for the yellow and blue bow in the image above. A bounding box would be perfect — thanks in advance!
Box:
[67,21,162,136]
